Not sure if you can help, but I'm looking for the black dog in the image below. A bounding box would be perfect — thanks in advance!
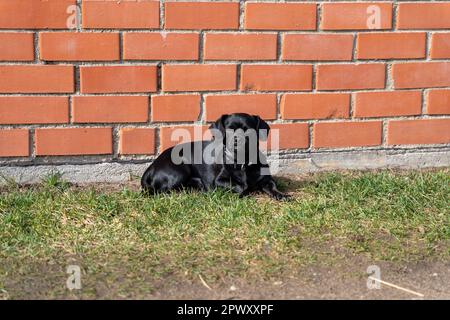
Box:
[141,113,289,200]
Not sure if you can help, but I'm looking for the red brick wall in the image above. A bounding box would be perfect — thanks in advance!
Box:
[0,0,449,161]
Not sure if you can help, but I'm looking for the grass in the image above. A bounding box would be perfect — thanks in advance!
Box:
[0,169,449,297]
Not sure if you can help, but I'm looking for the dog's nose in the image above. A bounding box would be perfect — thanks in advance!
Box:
[233,135,245,147]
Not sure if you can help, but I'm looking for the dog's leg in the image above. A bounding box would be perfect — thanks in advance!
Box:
[141,162,193,195]
[216,177,246,196]
[215,170,247,197]
[186,177,206,191]
[261,178,290,201]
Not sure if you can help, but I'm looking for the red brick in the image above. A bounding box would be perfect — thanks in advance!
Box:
[0,65,74,93]
[321,2,393,30]
[314,121,382,148]
[119,128,155,155]
[430,33,450,59]
[0,129,29,157]
[123,33,199,60]
[316,64,386,90]
[72,96,148,124]
[0,0,75,29]
[0,33,34,61]
[160,125,210,151]
[393,62,450,89]
[0,97,68,124]
[357,33,426,59]
[388,119,450,145]
[151,95,201,122]
[241,65,312,91]
[82,0,159,29]
[165,2,239,30]
[354,91,422,118]
[162,65,237,92]
[205,94,277,121]
[267,123,309,150]
[40,32,119,61]
[35,128,112,156]
[398,3,450,29]
[427,90,450,115]
[281,93,350,120]
[80,66,157,94]
[244,2,316,30]
[282,34,353,61]
[204,33,277,61]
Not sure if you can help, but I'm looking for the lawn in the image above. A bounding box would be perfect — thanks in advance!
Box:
[0,169,449,298]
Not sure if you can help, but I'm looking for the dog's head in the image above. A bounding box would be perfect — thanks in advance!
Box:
[209,113,270,166]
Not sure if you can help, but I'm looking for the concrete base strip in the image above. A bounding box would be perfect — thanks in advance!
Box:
[1,149,449,185]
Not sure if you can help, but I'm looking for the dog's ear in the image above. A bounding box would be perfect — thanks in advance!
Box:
[209,114,229,138]
[254,115,270,140]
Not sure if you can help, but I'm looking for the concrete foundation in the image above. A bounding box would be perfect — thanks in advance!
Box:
[1,147,449,185]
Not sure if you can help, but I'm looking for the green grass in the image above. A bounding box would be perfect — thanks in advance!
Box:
[0,169,449,288]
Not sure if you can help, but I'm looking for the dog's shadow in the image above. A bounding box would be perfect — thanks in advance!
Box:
[273,175,317,193]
